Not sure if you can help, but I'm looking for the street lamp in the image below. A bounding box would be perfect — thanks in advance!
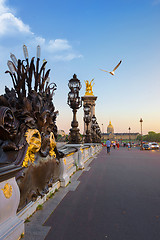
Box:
[128,127,131,145]
[140,118,143,150]
[96,125,101,143]
[102,123,104,143]
[67,74,82,144]
[83,104,92,143]
[91,115,96,143]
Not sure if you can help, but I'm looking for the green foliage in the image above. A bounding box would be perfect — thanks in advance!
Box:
[36,204,43,210]
[20,233,24,238]
[75,163,78,170]
[137,132,160,142]
[47,192,54,200]
[24,218,30,223]
[57,134,68,142]
[136,134,142,141]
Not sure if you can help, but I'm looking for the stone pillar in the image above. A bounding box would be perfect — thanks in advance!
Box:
[0,176,24,240]
[81,95,97,133]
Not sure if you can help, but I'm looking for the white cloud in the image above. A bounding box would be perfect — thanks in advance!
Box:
[33,37,72,53]
[0,0,10,14]
[0,12,32,35]
[48,39,71,52]
[0,0,82,61]
[53,53,83,61]
[35,36,46,45]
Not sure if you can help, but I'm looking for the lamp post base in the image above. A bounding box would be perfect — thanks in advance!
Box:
[84,130,92,143]
[68,128,81,144]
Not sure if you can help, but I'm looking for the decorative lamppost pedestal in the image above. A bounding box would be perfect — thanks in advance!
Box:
[69,109,81,143]
[82,95,97,134]
[83,104,92,143]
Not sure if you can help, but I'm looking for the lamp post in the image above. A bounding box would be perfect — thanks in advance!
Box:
[67,74,82,144]
[91,115,96,143]
[96,125,101,143]
[102,123,104,143]
[83,104,92,143]
[128,127,131,145]
[140,118,143,150]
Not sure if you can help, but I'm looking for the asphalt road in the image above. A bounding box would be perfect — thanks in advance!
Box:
[44,147,160,240]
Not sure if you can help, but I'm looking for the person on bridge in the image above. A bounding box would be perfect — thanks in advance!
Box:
[128,142,131,150]
[106,139,111,154]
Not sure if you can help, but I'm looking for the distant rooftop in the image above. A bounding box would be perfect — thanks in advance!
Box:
[102,133,139,135]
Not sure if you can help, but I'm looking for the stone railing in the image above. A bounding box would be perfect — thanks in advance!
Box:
[59,143,102,186]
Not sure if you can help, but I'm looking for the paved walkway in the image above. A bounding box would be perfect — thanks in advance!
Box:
[24,147,160,240]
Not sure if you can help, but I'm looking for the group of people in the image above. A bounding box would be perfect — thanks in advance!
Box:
[103,140,132,154]
[104,139,120,154]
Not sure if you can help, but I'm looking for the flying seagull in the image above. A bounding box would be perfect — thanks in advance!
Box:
[100,60,122,75]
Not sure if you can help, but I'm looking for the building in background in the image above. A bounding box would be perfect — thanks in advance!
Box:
[102,121,139,142]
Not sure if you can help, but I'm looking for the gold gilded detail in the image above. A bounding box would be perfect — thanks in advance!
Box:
[67,152,74,157]
[64,158,66,165]
[23,129,41,167]
[84,79,94,96]
[80,148,83,153]
[67,163,74,170]
[49,132,56,158]
[1,183,12,199]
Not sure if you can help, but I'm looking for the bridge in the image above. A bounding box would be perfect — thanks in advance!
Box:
[24,147,160,240]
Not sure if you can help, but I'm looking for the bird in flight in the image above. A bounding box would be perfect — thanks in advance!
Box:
[100,60,122,75]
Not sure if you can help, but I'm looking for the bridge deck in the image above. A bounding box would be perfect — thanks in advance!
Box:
[24,147,160,240]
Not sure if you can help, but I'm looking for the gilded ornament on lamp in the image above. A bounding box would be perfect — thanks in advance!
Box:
[1,183,12,199]
[22,129,41,167]
[49,132,56,157]
[84,79,94,96]
[64,158,66,165]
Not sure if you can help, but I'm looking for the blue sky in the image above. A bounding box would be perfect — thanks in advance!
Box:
[0,0,160,134]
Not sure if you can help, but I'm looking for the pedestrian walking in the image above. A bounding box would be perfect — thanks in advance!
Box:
[113,142,116,149]
[106,139,111,154]
[117,142,120,150]
[128,142,131,150]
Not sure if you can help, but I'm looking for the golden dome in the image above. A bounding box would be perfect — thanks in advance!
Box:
[107,121,114,134]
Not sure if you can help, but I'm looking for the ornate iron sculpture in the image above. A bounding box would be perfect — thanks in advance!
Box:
[83,104,92,143]
[0,45,63,209]
[0,45,59,159]
[67,74,82,144]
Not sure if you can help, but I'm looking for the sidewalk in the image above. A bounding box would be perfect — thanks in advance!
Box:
[23,151,98,240]
[24,147,160,240]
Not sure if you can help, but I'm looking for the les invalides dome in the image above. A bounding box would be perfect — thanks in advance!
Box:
[107,121,114,134]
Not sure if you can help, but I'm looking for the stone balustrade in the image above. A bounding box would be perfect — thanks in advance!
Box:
[59,143,102,186]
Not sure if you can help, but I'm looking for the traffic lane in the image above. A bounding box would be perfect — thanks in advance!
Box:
[44,148,160,240]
